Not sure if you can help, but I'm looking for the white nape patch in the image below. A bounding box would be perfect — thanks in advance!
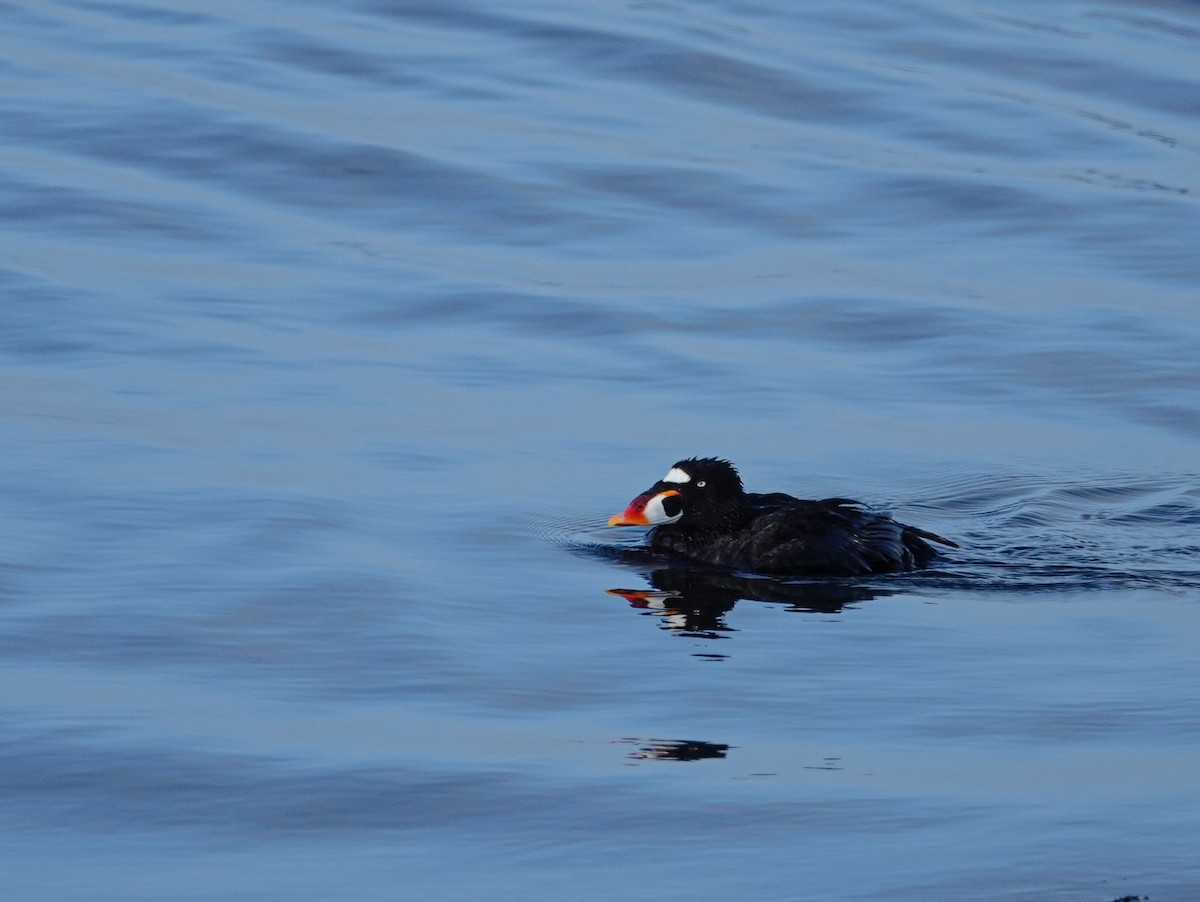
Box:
[661,467,691,485]
[643,491,684,525]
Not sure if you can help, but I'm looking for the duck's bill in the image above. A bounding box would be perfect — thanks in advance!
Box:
[607,489,682,526]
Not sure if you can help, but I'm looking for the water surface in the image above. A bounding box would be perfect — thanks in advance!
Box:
[3,0,1200,899]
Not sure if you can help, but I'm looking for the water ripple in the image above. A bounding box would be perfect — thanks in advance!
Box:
[555,472,1200,597]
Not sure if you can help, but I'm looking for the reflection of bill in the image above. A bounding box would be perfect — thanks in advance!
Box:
[620,738,731,762]
[606,586,730,637]
[606,566,897,637]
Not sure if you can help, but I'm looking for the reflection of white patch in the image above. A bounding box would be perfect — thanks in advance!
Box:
[663,612,688,631]
[644,491,684,524]
[662,467,691,484]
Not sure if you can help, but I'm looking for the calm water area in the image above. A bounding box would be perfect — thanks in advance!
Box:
[3,0,1200,898]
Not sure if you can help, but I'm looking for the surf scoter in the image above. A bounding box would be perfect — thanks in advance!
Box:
[607,457,956,576]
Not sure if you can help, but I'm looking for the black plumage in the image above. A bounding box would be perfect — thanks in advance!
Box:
[608,457,956,577]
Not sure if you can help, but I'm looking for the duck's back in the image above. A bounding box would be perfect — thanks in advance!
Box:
[650,492,946,576]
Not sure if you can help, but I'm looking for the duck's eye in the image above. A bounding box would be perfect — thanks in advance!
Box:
[696,480,706,488]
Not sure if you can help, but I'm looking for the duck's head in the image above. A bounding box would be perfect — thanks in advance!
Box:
[607,457,745,528]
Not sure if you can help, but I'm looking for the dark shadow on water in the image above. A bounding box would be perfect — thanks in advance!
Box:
[586,541,1200,637]
[605,564,896,637]
[619,737,731,762]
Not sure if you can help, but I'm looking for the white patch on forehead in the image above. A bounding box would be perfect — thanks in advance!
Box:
[661,467,691,484]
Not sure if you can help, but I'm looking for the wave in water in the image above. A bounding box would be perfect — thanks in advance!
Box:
[541,473,1200,596]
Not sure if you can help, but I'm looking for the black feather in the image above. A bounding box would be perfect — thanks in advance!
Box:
[623,458,956,577]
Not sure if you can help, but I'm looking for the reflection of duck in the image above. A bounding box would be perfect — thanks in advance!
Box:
[609,458,956,576]
[609,565,895,635]
[623,738,730,762]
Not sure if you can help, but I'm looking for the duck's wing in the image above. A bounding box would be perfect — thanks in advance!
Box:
[744,496,951,575]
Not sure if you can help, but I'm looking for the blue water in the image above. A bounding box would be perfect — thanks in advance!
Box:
[3,0,1200,899]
